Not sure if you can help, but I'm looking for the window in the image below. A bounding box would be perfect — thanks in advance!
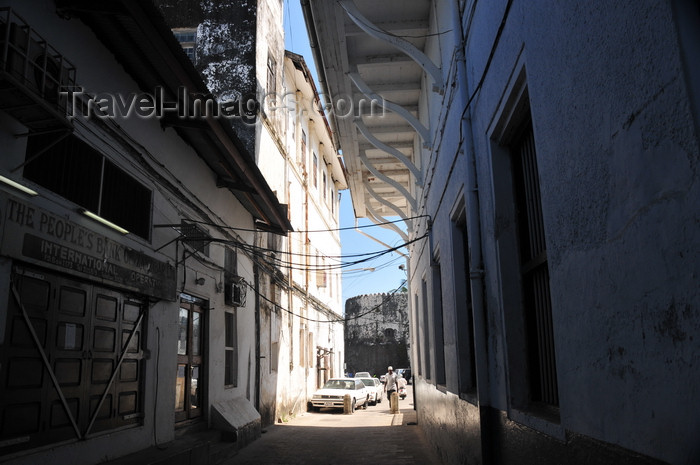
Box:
[24,134,152,239]
[421,278,431,380]
[316,253,327,287]
[270,284,279,373]
[414,294,422,376]
[173,31,196,43]
[224,247,238,307]
[312,152,318,188]
[490,72,559,419]
[266,53,276,98]
[331,187,336,215]
[308,332,314,369]
[432,259,446,386]
[322,171,327,201]
[225,311,238,386]
[672,0,700,138]
[451,207,477,394]
[173,29,197,62]
[182,47,195,61]
[288,317,294,371]
[511,119,558,407]
[300,130,307,166]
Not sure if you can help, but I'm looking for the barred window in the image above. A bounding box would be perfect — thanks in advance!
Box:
[511,119,558,407]
[25,134,151,239]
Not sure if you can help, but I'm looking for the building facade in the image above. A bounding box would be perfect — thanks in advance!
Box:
[305,1,700,464]
[0,1,293,463]
[255,47,348,425]
[344,293,410,376]
[155,0,348,427]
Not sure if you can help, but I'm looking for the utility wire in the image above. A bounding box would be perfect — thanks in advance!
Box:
[181,214,428,234]
[233,232,427,271]
[176,232,427,272]
[244,277,408,324]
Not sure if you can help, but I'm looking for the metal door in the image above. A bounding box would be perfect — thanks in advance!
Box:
[0,266,146,455]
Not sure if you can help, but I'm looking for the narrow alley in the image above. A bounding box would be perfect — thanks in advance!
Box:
[0,1,697,464]
[222,386,440,465]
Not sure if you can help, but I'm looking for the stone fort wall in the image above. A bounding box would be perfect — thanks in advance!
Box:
[344,293,410,376]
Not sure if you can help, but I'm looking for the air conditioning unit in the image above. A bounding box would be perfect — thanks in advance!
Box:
[1,12,76,106]
[225,279,247,307]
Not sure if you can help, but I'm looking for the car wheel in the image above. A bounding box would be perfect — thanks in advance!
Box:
[363,398,368,409]
[351,399,356,413]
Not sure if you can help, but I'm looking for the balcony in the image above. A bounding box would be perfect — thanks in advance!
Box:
[0,7,75,133]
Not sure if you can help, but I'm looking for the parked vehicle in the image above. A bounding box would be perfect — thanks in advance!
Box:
[357,377,383,405]
[380,374,387,384]
[354,371,371,378]
[310,378,369,412]
[396,368,412,384]
[398,385,407,400]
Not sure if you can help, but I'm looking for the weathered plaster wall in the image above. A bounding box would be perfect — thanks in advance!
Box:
[155,0,258,154]
[155,0,347,428]
[0,1,263,462]
[407,0,700,464]
[345,293,410,375]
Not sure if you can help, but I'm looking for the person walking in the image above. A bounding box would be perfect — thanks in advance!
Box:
[384,366,398,398]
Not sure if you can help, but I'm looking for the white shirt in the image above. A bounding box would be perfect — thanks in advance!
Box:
[384,372,398,391]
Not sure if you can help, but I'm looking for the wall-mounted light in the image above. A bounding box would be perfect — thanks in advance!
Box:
[195,277,205,285]
[0,174,38,196]
[79,209,129,235]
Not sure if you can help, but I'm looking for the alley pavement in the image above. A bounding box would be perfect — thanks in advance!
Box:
[222,386,441,465]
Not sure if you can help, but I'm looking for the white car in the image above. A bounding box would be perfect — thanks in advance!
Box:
[310,378,369,412]
[354,371,371,378]
[357,377,383,405]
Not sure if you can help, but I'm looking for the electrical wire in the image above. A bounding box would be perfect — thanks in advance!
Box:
[244,277,408,324]
[233,232,427,271]
[173,230,426,272]
[180,214,428,234]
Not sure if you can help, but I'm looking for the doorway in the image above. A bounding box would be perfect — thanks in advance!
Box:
[175,294,205,424]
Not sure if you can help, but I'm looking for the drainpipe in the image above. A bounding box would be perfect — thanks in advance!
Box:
[451,0,492,463]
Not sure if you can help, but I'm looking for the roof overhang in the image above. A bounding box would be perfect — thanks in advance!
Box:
[302,0,434,223]
[53,0,293,235]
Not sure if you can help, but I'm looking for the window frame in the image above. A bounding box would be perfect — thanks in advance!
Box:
[23,134,152,240]
[488,65,563,435]
[224,309,238,387]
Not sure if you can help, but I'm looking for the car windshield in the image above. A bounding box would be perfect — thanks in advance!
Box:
[323,379,356,390]
[358,378,374,387]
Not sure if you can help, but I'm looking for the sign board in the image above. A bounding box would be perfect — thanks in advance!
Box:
[0,193,176,301]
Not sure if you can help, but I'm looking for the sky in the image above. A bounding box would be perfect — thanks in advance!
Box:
[283,1,408,308]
